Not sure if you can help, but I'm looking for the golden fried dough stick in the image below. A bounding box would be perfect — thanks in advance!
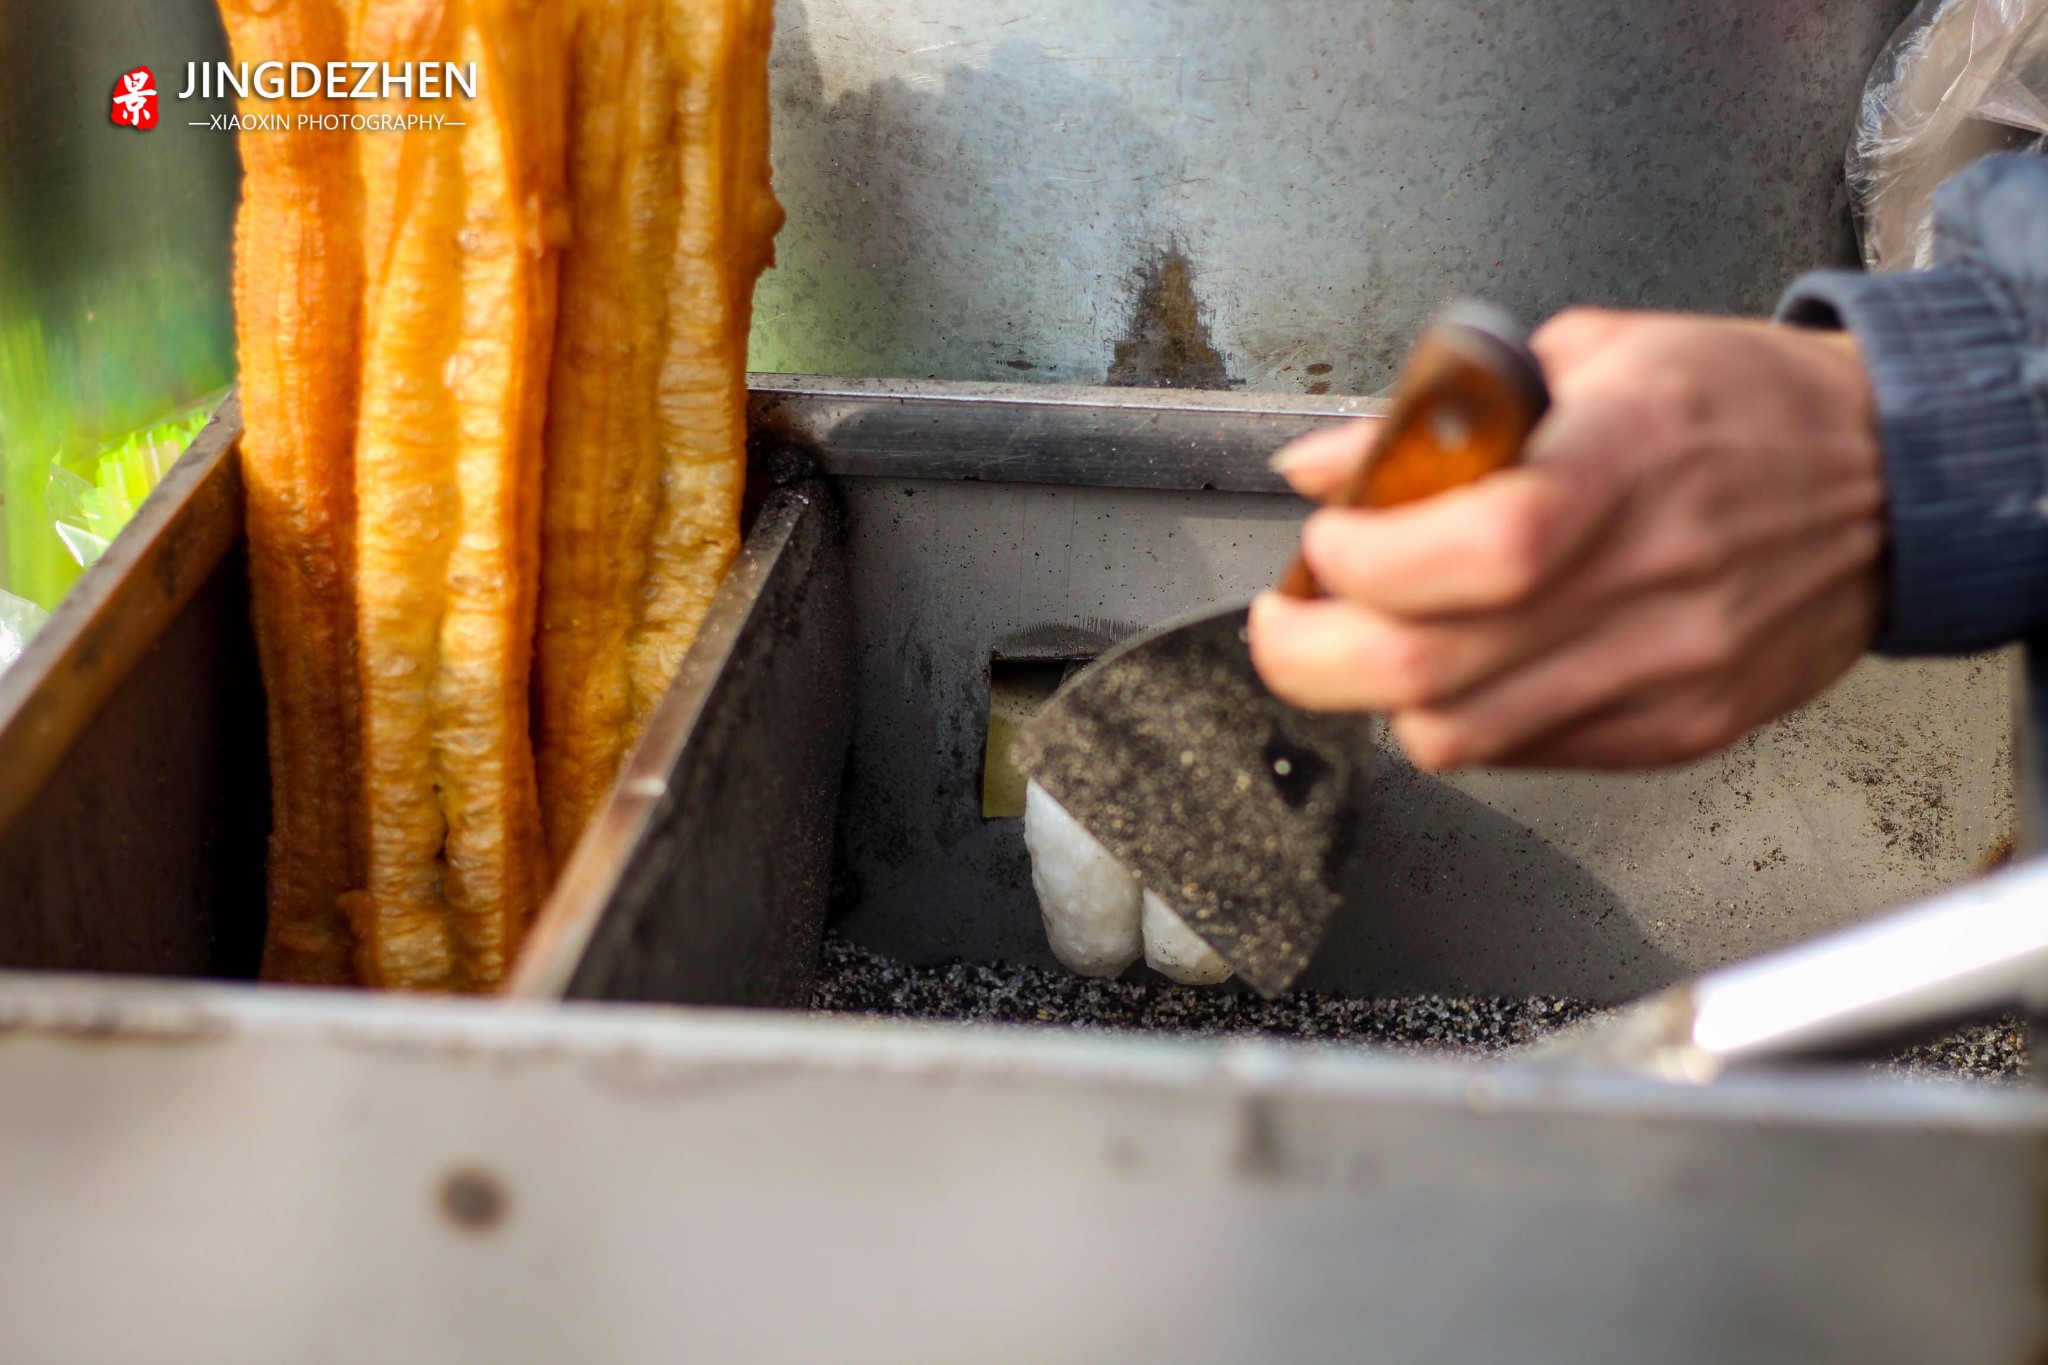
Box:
[624,0,782,726]
[535,0,681,874]
[347,0,568,992]
[348,0,450,299]
[347,66,463,990]
[222,0,364,986]
[729,0,784,293]
[434,0,569,987]
[536,0,781,873]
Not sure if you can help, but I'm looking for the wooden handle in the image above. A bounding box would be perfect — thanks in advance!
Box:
[1279,306,1549,599]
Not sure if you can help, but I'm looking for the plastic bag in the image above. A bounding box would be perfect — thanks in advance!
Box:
[0,588,48,674]
[1851,0,2048,271]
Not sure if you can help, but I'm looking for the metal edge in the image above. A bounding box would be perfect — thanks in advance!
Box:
[1,960,2045,1135]
[0,393,245,838]
[505,484,825,999]
[749,374,1387,494]
[747,372,1387,417]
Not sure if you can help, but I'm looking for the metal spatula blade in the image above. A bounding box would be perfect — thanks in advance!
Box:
[1014,301,1550,996]
[1531,857,2048,1080]
[1009,603,1377,996]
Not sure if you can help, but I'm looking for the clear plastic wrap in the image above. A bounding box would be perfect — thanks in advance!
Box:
[0,588,47,674]
[1853,0,2048,271]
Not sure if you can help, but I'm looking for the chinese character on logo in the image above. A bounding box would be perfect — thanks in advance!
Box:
[110,67,158,131]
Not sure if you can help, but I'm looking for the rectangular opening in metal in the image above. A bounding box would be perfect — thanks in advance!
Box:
[982,657,1089,819]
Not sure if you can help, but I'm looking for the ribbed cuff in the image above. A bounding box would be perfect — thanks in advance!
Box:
[1779,266,2048,655]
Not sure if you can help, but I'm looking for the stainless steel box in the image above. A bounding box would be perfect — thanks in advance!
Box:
[0,384,2038,1365]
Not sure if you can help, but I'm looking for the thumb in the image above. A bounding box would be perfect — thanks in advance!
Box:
[1268,417,1382,501]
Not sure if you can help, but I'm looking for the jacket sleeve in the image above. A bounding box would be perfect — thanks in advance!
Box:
[1777,153,2048,655]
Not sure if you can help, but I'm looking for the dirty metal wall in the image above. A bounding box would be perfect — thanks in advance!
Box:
[751,0,1917,394]
[831,471,2016,1001]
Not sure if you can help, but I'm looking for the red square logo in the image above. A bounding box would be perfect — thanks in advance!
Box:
[110,66,158,130]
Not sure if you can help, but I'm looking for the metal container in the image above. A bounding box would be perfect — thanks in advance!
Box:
[0,384,2035,1363]
[0,398,852,1001]
[719,377,2016,1004]
[5,973,2046,1365]
[752,0,1919,394]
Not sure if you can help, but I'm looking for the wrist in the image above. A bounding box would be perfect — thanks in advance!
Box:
[1778,267,2048,655]
[1804,326,1883,483]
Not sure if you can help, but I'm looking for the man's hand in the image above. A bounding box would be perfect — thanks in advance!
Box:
[1248,310,1886,770]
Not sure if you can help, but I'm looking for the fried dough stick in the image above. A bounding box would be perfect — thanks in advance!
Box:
[222,0,363,986]
[348,0,567,990]
[435,0,569,987]
[627,0,782,721]
[536,0,782,870]
[347,0,463,990]
[535,0,679,874]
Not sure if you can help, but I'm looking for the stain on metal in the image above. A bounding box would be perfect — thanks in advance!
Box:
[438,1166,510,1234]
[991,619,1133,663]
[1233,1094,1285,1179]
[1106,247,1235,391]
[0,995,233,1046]
[756,1,1914,396]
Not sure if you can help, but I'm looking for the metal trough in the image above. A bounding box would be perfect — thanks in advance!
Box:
[0,382,2038,1364]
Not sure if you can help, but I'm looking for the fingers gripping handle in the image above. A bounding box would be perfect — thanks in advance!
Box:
[1278,301,1551,600]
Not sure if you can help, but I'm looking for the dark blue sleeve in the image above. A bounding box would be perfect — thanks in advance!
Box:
[1777,153,2048,655]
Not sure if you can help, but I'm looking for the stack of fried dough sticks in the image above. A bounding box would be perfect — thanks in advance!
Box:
[222,0,781,991]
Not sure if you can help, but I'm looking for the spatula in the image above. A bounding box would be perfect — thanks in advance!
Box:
[1530,855,2048,1080]
[1011,301,1550,996]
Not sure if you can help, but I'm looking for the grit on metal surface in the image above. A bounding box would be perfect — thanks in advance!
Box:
[1011,604,1379,997]
[811,933,2030,1079]
[816,932,1600,1051]
[1886,1018,2028,1083]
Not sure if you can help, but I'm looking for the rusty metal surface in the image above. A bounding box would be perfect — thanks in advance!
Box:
[511,483,853,1006]
[0,395,244,839]
[752,0,1916,394]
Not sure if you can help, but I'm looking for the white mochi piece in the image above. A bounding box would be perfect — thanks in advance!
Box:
[1142,890,1235,985]
[1024,781,1142,978]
